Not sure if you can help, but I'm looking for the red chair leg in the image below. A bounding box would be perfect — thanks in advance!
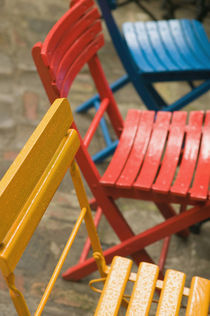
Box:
[156,202,189,238]
[89,197,97,210]
[62,203,210,281]
[158,236,171,272]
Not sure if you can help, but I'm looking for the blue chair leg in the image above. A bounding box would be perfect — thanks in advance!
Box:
[76,74,130,113]
[92,139,119,163]
[165,80,210,112]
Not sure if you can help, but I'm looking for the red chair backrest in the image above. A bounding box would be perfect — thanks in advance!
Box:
[42,0,103,96]
[32,0,124,196]
[32,0,123,131]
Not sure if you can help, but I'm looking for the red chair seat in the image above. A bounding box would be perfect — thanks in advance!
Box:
[101,110,210,203]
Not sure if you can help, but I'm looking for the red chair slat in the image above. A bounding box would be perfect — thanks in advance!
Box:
[60,35,104,96]
[101,110,141,185]
[152,112,187,193]
[41,0,95,65]
[171,111,204,196]
[51,8,101,74]
[116,111,155,188]
[56,22,102,89]
[190,111,210,200]
[134,112,171,190]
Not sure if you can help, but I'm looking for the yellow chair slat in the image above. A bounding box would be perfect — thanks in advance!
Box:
[126,262,159,316]
[0,98,73,245]
[156,269,186,316]
[0,99,77,276]
[185,276,210,316]
[94,256,132,316]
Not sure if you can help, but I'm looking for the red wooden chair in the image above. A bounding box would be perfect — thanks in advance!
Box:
[32,0,210,281]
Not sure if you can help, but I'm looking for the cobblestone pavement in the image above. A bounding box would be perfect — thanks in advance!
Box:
[0,0,210,314]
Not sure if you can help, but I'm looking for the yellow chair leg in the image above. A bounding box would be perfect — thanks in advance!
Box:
[5,273,30,316]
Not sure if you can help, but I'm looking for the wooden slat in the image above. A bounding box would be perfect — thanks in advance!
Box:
[192,20,210,59]
[122,22,154,72]
[126,262,159,316]
[60,35,104,96]
[153,111,187,193]
[51,8,100,73]
[171,111,204,196]
[134,22,165,71]
[156,269,186,316]
[41,0,95,65]
[157,20,190,70]
[134,112,171,190]
[185,276,210,316]
[146,21,178,71]
[0,99,73,244]
[56,21,102,89]
[190,111,210,200]
[101,110,141,185]
[169,20,203,70]
[181,20,210,67]
[94,256,132,316]
[117,111,155,188]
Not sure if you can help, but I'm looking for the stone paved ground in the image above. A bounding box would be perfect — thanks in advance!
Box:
[0,0,210,314]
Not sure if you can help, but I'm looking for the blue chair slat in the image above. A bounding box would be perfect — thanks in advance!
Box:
[121,23,153,72]
[135,22,166,71]
[157,20,192,71]
[192,20,210,59]
[181,20,210,67]
[145,21,179,71]
[168,20,206,70]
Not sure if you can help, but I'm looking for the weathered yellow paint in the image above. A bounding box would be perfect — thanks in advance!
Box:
[0,129,79,275]
[0,98,82,315]
[185,276,210,316]
[0,98,73,246]
[94,256,133,316]
[126,262,159,316]
[156,269,186,316]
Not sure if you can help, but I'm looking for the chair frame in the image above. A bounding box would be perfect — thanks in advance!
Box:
[1,99,209,315]
[32,0,210,282]
[76,0,210,161]
[0,99,93,315]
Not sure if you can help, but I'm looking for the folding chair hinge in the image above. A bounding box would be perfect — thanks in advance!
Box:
[93,251,107,277]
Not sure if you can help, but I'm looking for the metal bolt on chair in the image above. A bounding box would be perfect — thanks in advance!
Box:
[32,0,210,282]
[1,98,209,315]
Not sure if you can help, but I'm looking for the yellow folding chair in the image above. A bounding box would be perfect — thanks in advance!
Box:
[0,98,209,315]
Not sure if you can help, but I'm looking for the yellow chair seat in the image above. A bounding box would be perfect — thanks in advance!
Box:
[93,256,210,316]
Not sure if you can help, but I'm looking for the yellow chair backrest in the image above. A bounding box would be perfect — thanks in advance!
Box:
[0,98,76,275]
[0,98,104,315]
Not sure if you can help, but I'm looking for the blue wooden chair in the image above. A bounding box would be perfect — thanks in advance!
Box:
[77,0,210,162]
